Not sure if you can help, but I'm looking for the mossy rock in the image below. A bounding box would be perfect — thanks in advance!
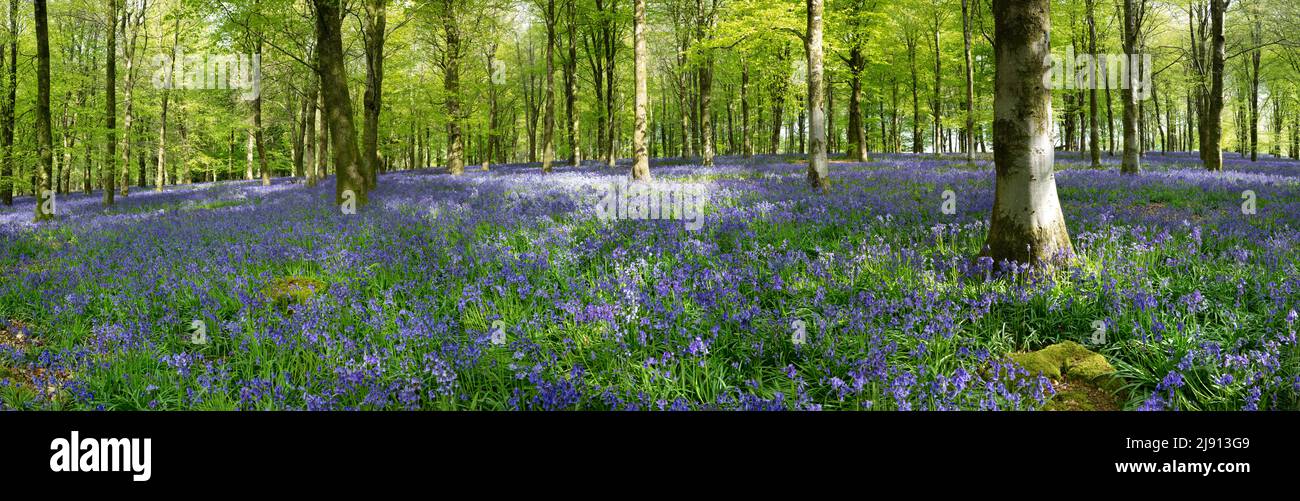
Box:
[1011,341,1124,410]
[1010,341,1116,381]
[264,276,325,308]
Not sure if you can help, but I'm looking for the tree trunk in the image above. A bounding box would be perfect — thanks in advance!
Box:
[34,0,54,220]
[847,49,867,161]
[246,129,255,180]
[303,79,318,185]
[103,0,117,205]
[1202,0,1225,171]
[698,0,715,167]
[679,69,693,157]
[1270,93,1281,158]
[1104,56,1114,155]
[541,0,556,173]
[314,0,366,206]
[565,0,579,167]
[362,0,386,187]
[316,86,327,180]
[805,0,828,190]
[603,14,617,168]
[119,0,144,197]
[826,77,834,155]
[254,39,269,185]
[1086,0,1100,167]
[908,38,921,153]
[982,0,1073,264]
[1120,0,1141,174]
[293,78,310,178]
[443,0,464,175]
[931,16,942,156]
[157,11,178,192]
[741,59,751,157]
[631,0,650,180]
[0,0,15,206]
[962,0,975,162]
[486,42,501,166]
[1248,18,1260,161]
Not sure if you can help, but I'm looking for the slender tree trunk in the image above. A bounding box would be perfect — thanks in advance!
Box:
[931,16,942,156]
[362,0,386,187]
[157,12,179,192]
[1105,56,1114,155]
[1291,107,1299,158]
[316,86,327,180]
[246,129,255,180]
[486,42,501,167]
[698,0,715,167]
[727,88,736,154]
[1248,19,1260,161]
[293,78,310,178]
[603,16,616,168]
[303,79,318,186]
[631,0,650,180]
[120,4,134,196]
[806,0,828,190]
[982,0,1073,264]
[1269,93,1281,158]
[254,39,269,185]
[1202,0,1225,171]
[541,0,556,173]
[679,69,693,157]
[848,49,867,161]
[741,59,751,157]
[1086,0,1100,167]
[962,0,975,162]
[1120,0,1141,174]
[565,0,580,167]
[908,39,921,153]
[0,0,15,206]
[34,0,54,220]
[103,0,117,206]
[443,0,464,175]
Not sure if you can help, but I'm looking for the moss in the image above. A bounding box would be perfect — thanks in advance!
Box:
[1012,341,1115,380]
[1011,341,1123,410]
[264,276,325,308]
[1043,378,1123,411]
[1009,350,1062,379]
[1044,388,1097,411]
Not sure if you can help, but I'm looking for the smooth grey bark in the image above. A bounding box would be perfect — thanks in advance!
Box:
[806,0,828,190]
[631,0,650,180]
[982,0,1073,265]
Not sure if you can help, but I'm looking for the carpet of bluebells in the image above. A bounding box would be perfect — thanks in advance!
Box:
[1,151,1297,411]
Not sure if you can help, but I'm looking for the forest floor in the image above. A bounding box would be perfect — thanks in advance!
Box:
[1,151,1297,410]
